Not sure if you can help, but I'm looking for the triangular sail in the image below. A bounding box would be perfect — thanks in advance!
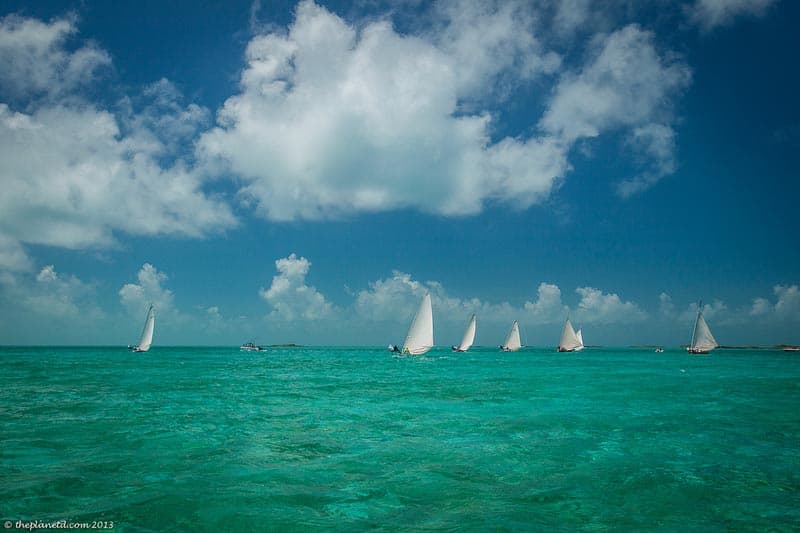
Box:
[559,318,582,352]
[402,292,434,355]
[691,310,718,352]
[575,329,585,351]
[501,321,522,351]
[456,314,477,352]
[136,305,155,352]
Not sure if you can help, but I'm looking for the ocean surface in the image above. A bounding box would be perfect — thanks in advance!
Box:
[2,346,799,531]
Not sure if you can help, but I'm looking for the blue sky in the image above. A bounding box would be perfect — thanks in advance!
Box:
[0,0,798,346]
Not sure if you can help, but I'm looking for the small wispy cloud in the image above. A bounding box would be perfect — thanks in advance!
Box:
[25,264,100,319]
[617,123,678,198]
[686,0,776,31]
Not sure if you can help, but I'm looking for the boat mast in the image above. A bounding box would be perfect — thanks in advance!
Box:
[690,301,702,349]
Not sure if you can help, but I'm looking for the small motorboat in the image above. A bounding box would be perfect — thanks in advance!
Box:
[240,342,264,351]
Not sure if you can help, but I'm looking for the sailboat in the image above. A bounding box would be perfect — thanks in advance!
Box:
[390,292,434,355]
[128,304,155,352]
[576,328,585,351]
[452,314,476,352]
[499,320,522,352]
[687,303,718,354]
[558,317,583,352]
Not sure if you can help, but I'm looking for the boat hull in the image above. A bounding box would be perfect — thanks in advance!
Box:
[402,346,432,356]
[687,348,712,354]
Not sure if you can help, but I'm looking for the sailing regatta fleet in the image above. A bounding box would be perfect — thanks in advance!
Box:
[127,297,722,354]
[389,293,720,355]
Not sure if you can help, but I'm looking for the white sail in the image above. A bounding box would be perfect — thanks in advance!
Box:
[575,329,585,351]
[135,305,155,352]
[690,308,718,353]
[501,320,522,351]
[559,318,582,352]
[455,314,477,352]
[402,292,434,355]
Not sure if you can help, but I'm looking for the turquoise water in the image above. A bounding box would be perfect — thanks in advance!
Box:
[2,346,799,531]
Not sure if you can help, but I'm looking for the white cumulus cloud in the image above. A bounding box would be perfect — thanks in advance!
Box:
[0,15,236,271]
[356,271,635,327]
[540,25,690,141]
[679,299,728,323]
[540,24,691,196]
[197,0,570,221]
[259,253,334,320]
[750,296,771,316]
[119,263,175,318]
[355,271,433,321]
[574,286,648,324]
[0,13,110,101]
[773,284,800,320]
[355,271,513,324]
[524,282,568,324]
[428,0,561,97]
